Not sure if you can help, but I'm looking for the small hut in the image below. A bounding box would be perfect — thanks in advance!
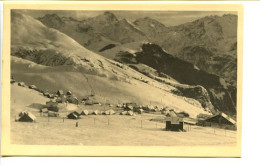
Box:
[29,85,37,90]
[43,91,50,97]
[120,111,128,115]
[165,112,183,131]
[202,112,236,130]
[92,110,100,115]
[67,111,80,119]
[57,90,64,96]
[177,111,190,118]
[126,105,133,111]
[126,111,134,116]
[40,108,48,113]
[116,104,123,108]
[67,95,79,105]
[11,78,16,84]
[137,109,144,114]
[18,82,25,87]
[48,111,59,117]
[108,109,115,115]
[56,95,66,103]
[47,93,55,99]
[46,100,59,112]
[66,91,72,96]
[81,110,89,116]
[16,111,36,122]
[103,109,115,115]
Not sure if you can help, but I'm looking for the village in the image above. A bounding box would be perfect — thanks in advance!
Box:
[12,76,237,136]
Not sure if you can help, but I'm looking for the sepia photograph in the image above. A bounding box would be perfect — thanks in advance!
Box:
[1,2,243,157]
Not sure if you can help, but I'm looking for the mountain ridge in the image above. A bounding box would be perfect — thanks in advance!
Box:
[37,12,237,86]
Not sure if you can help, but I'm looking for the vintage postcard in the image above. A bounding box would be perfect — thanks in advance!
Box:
[1,2,243,157]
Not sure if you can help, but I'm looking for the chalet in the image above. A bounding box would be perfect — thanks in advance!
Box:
[165,112,184,131]
[47,93,55,99]
[67,111,80,119]
[16,111,36,122]
[29,85,37,90]
[56,95,66,103]
[137,109,144,114]
[18,82,25,87]
[199,112,236,130]
[57,90,64,96]
[92,110,100,115]
[66,91,72,96]
[81,110,89,115]
[67,95,79,105]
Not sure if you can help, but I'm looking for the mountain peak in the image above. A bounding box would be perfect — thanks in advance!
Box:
[101,11,118,22]
[104,11,115,16]
[39,13,61,21]
[133,17,168,34]
[38,14,65,29]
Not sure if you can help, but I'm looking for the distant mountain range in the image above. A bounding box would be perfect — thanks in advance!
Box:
[11,11,238,118]
[38,12,237,87]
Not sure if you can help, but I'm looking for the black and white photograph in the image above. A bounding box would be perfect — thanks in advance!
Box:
[1,2,243,157]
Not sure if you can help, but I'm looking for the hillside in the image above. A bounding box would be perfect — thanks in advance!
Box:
[11,11,212,118]
[110,43,236,115]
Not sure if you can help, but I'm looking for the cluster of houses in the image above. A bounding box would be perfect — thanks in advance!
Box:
[117,103,175,114]
[14,80,80,105]
[13,79,237,131]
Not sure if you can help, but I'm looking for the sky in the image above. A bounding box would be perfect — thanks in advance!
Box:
[17,10,237,26]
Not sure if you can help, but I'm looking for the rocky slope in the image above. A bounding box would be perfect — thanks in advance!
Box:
[114,43,236,115]
[160,14,237,86]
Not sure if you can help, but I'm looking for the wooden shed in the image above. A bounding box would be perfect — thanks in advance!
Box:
[46,100,59,112]
[165,112,184,131]
[202,112,237,130]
